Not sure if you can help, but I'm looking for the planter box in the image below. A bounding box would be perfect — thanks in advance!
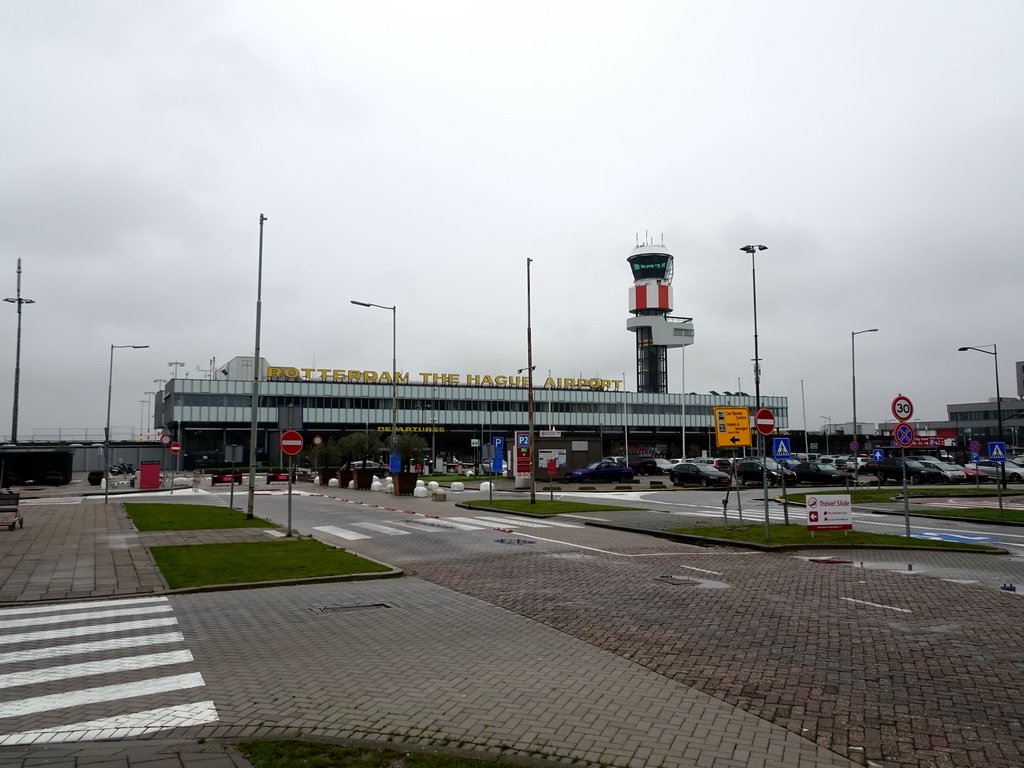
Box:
[336,469,354,487]
[353,469,376,490]
[392,471,418,496]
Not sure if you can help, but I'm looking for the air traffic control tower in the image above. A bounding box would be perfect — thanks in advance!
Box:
[626,240,695,394]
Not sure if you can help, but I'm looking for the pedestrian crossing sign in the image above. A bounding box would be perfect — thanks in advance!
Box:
[772,437,791,459]
[989,441,1007,461]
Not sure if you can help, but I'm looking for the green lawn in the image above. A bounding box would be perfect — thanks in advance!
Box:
[238,740,536,768]
[463,499,633,516]
[667,523,998,550]
[125,503,273,531]
[150,539,392,589]
[785,488,1020,505]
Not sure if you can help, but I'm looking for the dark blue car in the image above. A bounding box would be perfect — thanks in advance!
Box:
[565,460,635,483]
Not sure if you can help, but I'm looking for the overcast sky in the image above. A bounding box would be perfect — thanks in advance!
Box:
[2,1,1023,440]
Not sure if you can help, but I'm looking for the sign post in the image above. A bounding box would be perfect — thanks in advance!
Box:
[755,408,775,542]
[773,437,792,525]
[892,395,915,536]
[280,430,303,536]
[988,441,1007,517]
[169,442,181,495]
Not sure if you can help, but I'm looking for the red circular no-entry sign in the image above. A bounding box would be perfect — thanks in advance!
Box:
[280,430,304,456]
[169,442,181,454]
[754,408,775,435]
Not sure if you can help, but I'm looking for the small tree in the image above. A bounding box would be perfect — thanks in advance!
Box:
[396,433,429,473]
[342,431,384,467]
[311,437,343,470]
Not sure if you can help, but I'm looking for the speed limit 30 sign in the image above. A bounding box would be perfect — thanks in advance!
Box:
[891,395,914,422]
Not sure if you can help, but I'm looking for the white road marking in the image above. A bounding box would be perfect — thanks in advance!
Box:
[312,525,371,541]
[0,672,206,718]
[0,700,219,746]
[0,632,185,664]
[0,597,169,617]
[0,605,172,629]
[841,597,912,613]
[351,522,413,536]
[0,617,179,645]
[471,515,582,529]
[0,650,194,689]
[389,518,485,532]
[526,534,720,558]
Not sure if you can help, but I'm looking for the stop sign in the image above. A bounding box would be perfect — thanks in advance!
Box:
[280,430,303,456]
[754,408,775,435]
[169,442,181,454]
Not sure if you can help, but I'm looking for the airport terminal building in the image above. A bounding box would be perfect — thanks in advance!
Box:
[151,356,788,470]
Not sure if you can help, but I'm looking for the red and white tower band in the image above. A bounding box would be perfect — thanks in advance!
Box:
[625,238,695,393]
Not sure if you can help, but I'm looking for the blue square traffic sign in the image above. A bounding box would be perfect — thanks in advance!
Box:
[988,442,1007,461]
[772,437,791,459]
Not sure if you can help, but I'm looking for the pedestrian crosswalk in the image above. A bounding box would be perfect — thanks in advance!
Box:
[0,596,217,745]
[313,513,582,542]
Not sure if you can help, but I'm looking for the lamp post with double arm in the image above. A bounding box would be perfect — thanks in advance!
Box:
[351,301,398,466]
[958,344,1005,496]
[104,344,148,503]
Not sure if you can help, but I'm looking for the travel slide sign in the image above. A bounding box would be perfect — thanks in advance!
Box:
[267,367,625,390]
[805,494,853,531]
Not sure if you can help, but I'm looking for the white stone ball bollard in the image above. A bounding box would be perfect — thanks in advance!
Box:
[371,480,383,491]
[413,486,429,498]
[479,481,494,492]
[450,481,465,492]
[347,480,355,489]
[416,479,426,487]
[328,478,339,487]
[427,481,440,491]
[463,469,475,477]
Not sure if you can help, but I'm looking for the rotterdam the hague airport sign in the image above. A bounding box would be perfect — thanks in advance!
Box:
[266,367,625,391]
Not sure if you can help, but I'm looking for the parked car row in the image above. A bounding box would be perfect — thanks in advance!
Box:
[566,453,1023,487]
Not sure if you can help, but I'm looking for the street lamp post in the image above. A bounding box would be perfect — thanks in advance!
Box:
[144,391,156,439]
[246,213,268,520]
[851,328,879,449]
[4,258,35,443]
[958,344,1005,493]
[351,301,398,466]
[104,344,148,503]
[740,244,769,541]
[821,416,833,455]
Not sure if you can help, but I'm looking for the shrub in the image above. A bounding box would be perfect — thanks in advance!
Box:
[87,470,104,486]
[45,470,65,486]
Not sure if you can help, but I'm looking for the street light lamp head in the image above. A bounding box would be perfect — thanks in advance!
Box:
[350,300,371,307]
[740,244,767,254]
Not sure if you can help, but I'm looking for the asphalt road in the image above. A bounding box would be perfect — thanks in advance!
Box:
[38,481,1023,767]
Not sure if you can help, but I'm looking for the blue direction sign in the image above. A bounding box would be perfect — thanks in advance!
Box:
[872,448,884,461]
[989,442,1007,461]
[493,436,505,473]
[772,437,791,459]
[893,422,915,448]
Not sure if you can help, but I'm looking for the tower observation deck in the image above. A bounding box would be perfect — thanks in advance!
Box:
[625,240,695,394]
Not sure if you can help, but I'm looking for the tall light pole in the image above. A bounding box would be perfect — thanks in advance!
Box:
[525,258,536,503]
[104,344,148,503]
[959,344,1005,491]
[4,258,35,443]
[138,400,146,437]
[740,245,769,540]
[167,361,184,378]
[351,300,398,466]
[821,416,833,455]
[245,214,268,520]
[144,391,156,440]
[851,328,879,450]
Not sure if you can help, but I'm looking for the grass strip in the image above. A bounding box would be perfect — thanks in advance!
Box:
[666,523,998,551]
[895,507,1024,523]
[150,539,391,589]
[238,740,535,767]
[785,488,1022,505]
[463,499,633,515]
[125,503,273,531]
